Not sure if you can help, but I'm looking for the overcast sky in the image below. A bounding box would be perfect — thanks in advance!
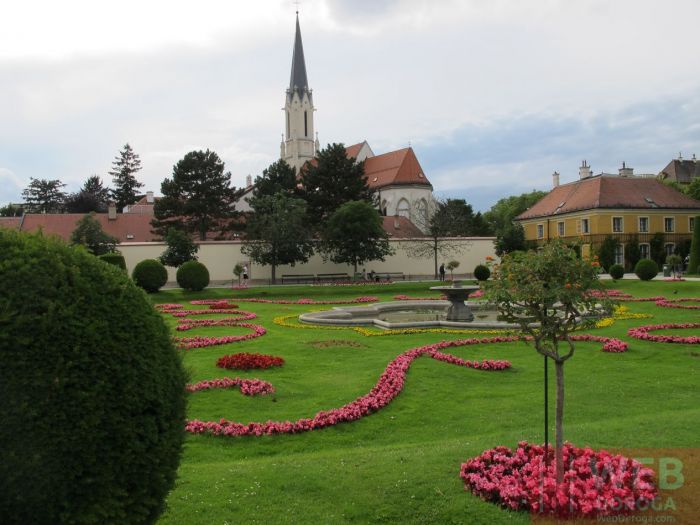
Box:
[2,0,700,211]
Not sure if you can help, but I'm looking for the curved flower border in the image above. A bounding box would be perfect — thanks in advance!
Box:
[175,323,267,349]
[655,298,700,310]
[187,377,275,396]
[628,323,700,344]
[236,296,379,305]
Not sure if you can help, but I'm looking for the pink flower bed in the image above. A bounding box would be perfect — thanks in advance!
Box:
[171,308,252,318]
[655,298,700,310]
[155,303,184,311]
[174,323,266,349]
[237,296,379,305]
[460,441,657,518]
[187,377,274,396]
[568,334,629,353]
[586,290,664,302]
[393,294,447,301]
[628,323,700,344]
[175,311,257,327]
[186,337,513,438]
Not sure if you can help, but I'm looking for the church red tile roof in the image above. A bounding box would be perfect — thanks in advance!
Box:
[381,216,425,238]
[345,142,365,159]
[658,158,700,184]
[363,147,432,189]
[517,176,700,220]
[19,213,158,242]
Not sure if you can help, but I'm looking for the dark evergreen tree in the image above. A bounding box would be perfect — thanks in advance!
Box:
[596,236,618,272]
[152,149,239,240]
[109,143,143,212]
[159,228,199,267]
[625,236,641,271]
[320,200,393,273]
[495,222,528,256]
[0,204,23,217]
[21,178,66,213]
[248,159,298,207]
[299,142,374,226]
[69,213,118,255]
[649,232,666,267]
[65,175,112,213]
[242,193,314,284]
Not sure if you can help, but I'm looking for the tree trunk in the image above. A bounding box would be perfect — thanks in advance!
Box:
[433,239,438,279]
[271,263,276,285]
[555,360,565,484]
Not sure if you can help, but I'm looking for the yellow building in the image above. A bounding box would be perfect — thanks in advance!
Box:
[516,166,700,268]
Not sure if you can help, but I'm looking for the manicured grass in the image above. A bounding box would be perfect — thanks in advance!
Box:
[154,280,700,524]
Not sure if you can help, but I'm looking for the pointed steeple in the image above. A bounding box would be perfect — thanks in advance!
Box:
[288,13,309,98]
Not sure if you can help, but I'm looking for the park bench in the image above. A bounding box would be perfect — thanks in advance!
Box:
[281,274,316,284]
[316,273,351,282]
[372,272,405,281]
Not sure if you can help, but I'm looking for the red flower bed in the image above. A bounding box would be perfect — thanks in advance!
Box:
[568,334,629,353]
[186,376,274,396]
[655,298,700,310]
[171,308,253,319]
[237,296,378,305]
[628,323,700,344]
[174,323,266,349]
[186,337,512,438]
[460,442,657,518]
[175,312,257,329]
[190,299,239,309]
[155,303,184,311]
[586,290,664,302]
[216,352,285,370]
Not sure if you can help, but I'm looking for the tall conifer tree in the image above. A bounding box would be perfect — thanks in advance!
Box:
[109,143,144,212]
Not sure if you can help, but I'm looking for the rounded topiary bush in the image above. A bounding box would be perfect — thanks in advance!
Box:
[608,263,624,280]
[99,252,127,270]
[133,258,168,293]
[0,230,187,525]
[634,259,659,281]
[176,260,210,291]
[473,264,491,281]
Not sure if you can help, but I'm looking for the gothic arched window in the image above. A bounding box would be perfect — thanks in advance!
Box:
[397,198,410,218]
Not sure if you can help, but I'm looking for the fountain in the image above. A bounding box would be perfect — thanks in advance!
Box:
[429,281,479,321]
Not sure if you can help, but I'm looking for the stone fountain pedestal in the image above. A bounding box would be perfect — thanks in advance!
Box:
[430,281,480,321]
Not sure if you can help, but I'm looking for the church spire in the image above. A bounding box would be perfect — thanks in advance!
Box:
[288,13,308,98]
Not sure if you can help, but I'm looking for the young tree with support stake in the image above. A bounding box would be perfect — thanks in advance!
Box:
[485,241,611,483]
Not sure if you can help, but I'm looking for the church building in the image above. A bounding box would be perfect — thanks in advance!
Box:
[279,14,436,231]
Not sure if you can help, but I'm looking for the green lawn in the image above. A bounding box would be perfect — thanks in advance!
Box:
[154,280,700,524]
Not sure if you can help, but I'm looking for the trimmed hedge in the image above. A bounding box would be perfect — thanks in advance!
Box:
[99,252,127,270]
[0,230,187,525]
[609,264,624,280]
[176,260,210,291]
[473,264,491,281]
[133,259,168,293]
[634,259,659,281]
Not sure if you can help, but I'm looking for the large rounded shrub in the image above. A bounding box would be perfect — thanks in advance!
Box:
[0,230,187,524]
[176,260,210,291]
[473,264,491,281]
[608,263,624,280]
[133,258,168,293]
[634,259,659,281]
[99,252,127,270]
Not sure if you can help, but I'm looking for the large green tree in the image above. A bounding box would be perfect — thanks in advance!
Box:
[242,193,314,284]
[495,222,529,255]
[159,228,199,268]
[21,178,66,213]
[153,150,239,240]
[299,143,374,226]
[65,175,111,213]
[70,213,118,255]
[247,159,298,207]
[109,143,144,212]
[320,200,393,273]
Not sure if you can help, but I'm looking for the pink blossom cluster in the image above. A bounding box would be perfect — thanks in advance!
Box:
[185,337,512,438]
[628,323,700,344]
[155,303,184,311]
[176,314,258,331]
[568,334,629,353]
[460,441,657,518]
[237,296,379,305]
[601,339,628,353]
[655,298,700,310]
[174,323,267,349]
[186,376,275,396]
[171,308,247,318]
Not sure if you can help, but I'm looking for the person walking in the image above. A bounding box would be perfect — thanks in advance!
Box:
[439,263,445,281]
[243,264,249,287]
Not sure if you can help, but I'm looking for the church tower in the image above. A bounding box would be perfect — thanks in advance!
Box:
[281,14,318,172]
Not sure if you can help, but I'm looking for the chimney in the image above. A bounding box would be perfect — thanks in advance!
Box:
[246,175,253,189]
[618,161,634,177]
[579,160,591,179]
[108,201,117,220]
[552,171,560,188]
[146,191,154,203]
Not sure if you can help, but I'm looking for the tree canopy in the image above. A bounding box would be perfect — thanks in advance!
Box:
[109,143,144,212]
[299,143,374,226]
[248,159,298,207]
[152,149,239,240]
[22,178,66,213]
[320,200,393,273]
[159,228,199,268]
[484,190,547,234]
[65,175,111,213]
[70,213,118,255]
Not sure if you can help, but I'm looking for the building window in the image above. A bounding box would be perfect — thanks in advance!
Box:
[397,198,410,218]
[638,217,649,233]
[581,218,590,234]
[537,224,544,239]
[690,217,695,232]
[665,243,675,256]
[664,217,675,232]
[639,243,650,260]
[557,221,565,236]
[304,111,308,137]
[612,217,623,233]
[614,244,624,265]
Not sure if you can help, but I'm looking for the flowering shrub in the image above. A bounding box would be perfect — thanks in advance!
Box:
[186,338,512,438]
[655,298,700,310]
[460,441,657,518]
[216,352,285,370]
[628,323,700,344]
[176,315,258,331]
[186,377,274,396]
[174,323,266,349]
[602,339,628,352]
